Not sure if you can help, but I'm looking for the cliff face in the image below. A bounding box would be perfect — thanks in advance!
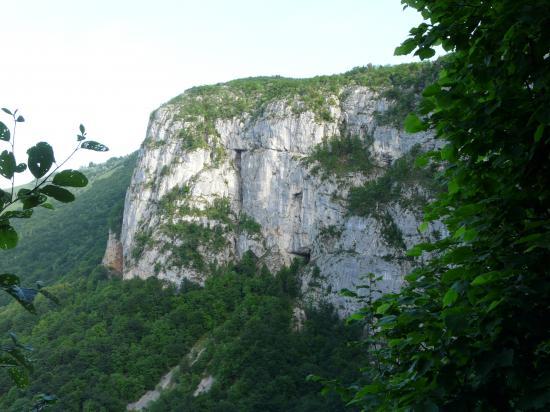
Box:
[102,229,123,274]
[120,68,443,315]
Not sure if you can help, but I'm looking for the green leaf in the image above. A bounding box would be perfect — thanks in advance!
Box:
[404,114,428,133]
[376,303,391,314]
[415,152,430,167]
[17,188,31,198]
[340,288,358,298]
[1,108,13,115]
[378,315,397,327]
[443,288,459,307]
[0,224,18,249]
[471,272,499,286]
[0,150,16,179]
[394,38,417,56]
[440,145,456,161]
[442,268,467,283]
[487,299,504,313]
[388,338,402,347]
[305,374,321,382]
[534,124,544,142]
[81,141,109,152]
[3,285,38,313]
[418,221,429,232]
[418,97,436,114]
[453,226,466,240]
[463,228,478,242]
[448,179,460,195]
[515,233,542,245]
[22,194,47,210]
[355,383,383,397]
[52,169,88,187]
[0,121,10,141]
[1,210,33,219]
[17,189,47,210]
[39,185,75,203]
[14,163,27,173]
[346,313,365,323]
[0,188,9,203]
[406,244,424,257]
[27,142,55,179]
[15,115,25,123]
[417,47,436,59]
[40,202,54,210]
[422,84,440,97]
[79,124,85,134]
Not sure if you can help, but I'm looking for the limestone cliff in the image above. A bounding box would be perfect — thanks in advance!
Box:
[120,65,443,315]
[102,229,123,274]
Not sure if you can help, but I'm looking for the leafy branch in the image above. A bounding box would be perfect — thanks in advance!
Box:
[0,108,108,391]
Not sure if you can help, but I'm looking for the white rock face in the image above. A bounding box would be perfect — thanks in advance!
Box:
[126,366,178,411]
[101,229,123,274]
[120,85,441,315]
[193,375,215,397]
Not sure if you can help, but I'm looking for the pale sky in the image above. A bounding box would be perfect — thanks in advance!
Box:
[1,0,425,184]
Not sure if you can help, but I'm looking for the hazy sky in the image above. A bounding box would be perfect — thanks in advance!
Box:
[1,0,425,183]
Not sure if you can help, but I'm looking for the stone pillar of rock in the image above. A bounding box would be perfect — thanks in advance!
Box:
[102,229,123,274]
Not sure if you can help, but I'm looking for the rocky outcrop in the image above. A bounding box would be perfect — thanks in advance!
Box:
[102,229,123,274]
[120,76,443,315]
[127,338,209,410]
[126,366,179,411]
[193,375,215,397]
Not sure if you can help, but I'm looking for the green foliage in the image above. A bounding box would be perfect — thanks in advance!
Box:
[378,212,406,251]
[0,154,132,394]
[131,227,154,260]
[2,154,136,298]
[157,184,191,216]
[156,191,264,272]
[145,259,363,412]
[237,213,262,237]
[0,258,364,411]
[158,188,232,224]
[0,112,110,389]
[151,62,439,153]
[373,62,440,127]
[302,134,376,179]
[161,221,228,272]
[348,144,439,217]
[318,225,343,240]
[178,127,211,151]
[51,170,88,188]
[345,1,550,410]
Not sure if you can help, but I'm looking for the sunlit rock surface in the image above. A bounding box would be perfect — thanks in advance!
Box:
[120,84,442,315]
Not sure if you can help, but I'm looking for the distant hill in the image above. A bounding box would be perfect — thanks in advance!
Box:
[0,153,137,306]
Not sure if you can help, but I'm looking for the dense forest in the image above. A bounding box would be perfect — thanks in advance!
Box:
[338,0,550,410]
[0,154,364,411]
[0,257,364,411]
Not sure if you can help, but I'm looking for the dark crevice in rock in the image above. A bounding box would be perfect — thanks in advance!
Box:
[290,248,311,264]
[234,149,246,208]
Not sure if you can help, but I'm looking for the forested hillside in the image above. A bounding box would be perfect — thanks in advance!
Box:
[0,154,136,306]
[0,259,363,411]
[0,152,365,411]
